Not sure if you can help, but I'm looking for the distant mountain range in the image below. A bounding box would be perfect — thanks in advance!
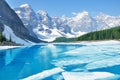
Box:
[14,4,120,42]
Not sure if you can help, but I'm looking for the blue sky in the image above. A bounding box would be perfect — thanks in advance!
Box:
[6,0,120,17]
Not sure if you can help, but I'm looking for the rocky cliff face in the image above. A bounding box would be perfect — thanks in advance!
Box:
[0,0,42,44]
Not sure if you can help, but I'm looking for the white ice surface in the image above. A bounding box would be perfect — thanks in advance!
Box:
[20,41,120,80]
[62,72,118,80]
[52,41,120,70]
[0,46,21,50]
[80,40,120,45]
[53,40,120,46]
[86,56,120,70]
[22,67,64,80]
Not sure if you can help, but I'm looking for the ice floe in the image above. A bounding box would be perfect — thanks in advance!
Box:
[62,72,119,80]
[22,67,64,80]
[52,40,120,73]
[85,56,120,70]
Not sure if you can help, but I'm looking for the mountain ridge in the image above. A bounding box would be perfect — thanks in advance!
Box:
[14,4,120,42]
[0,1,43,45]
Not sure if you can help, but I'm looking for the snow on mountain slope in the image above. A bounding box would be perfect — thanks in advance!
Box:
[3,25,32,45]
[15,4,38,38]
[37,10,52,27]
[33,26,62,42]
[14,4,120,42]
[15,5,63,41]
[95,13,120,30]
[65,11,97,32]
[20,4,30,8]
[0,1,41,44]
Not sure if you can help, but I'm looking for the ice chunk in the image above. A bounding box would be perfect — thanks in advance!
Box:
[86,56,120,70]
[97,75,120,80]
[22,67,64,80]
[52,41,120,69]
[62,72,116,80]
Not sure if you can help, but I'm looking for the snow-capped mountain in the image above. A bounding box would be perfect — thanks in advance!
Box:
[14,4,120,42]
[63,11,97,33]
[95,13,120,30]
[15,4,38,37]
[0,1,42,45]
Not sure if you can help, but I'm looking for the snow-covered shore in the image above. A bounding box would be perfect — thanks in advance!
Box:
[0,40,120,50]
[0,46,21,50]
[53,40,120,45]
[79,40,120,45]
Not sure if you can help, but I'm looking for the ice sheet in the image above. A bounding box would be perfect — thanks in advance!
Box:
[85,56,120,70]
[52,41,120,71]
[62,72,117,80]
[22,67,64,80]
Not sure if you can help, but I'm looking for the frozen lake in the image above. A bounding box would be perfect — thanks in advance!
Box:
[0,41,120,80]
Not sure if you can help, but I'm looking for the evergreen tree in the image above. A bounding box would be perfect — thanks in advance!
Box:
[0,32,2,42]
[0,32,6,42]
[9,35,12,42]
[77,26,120,41]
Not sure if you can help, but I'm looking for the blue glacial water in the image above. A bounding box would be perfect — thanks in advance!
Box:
[0,44,82,80]
[0,43,120,80]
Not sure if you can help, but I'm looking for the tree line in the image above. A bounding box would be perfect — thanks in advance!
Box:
[77,26,120,41]
[0,32,12,43]
[53,26,120,42]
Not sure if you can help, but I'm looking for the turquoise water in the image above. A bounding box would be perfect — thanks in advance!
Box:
[0,44,82,80]
[0,43,120,80]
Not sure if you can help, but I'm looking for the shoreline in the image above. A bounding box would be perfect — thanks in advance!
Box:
[0,40,120,50]
[52,40,120,44]
[0,46,22,50]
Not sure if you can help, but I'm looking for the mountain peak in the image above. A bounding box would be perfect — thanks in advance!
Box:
[14,4,120,41]
[81,11,89,15]
[72,11,90,21]
[95,12,111,19]
[37,10,48,16]
[97,12,110,17]
[20,4,31,8]
[72,11,89,16]
[78,11,89,16]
